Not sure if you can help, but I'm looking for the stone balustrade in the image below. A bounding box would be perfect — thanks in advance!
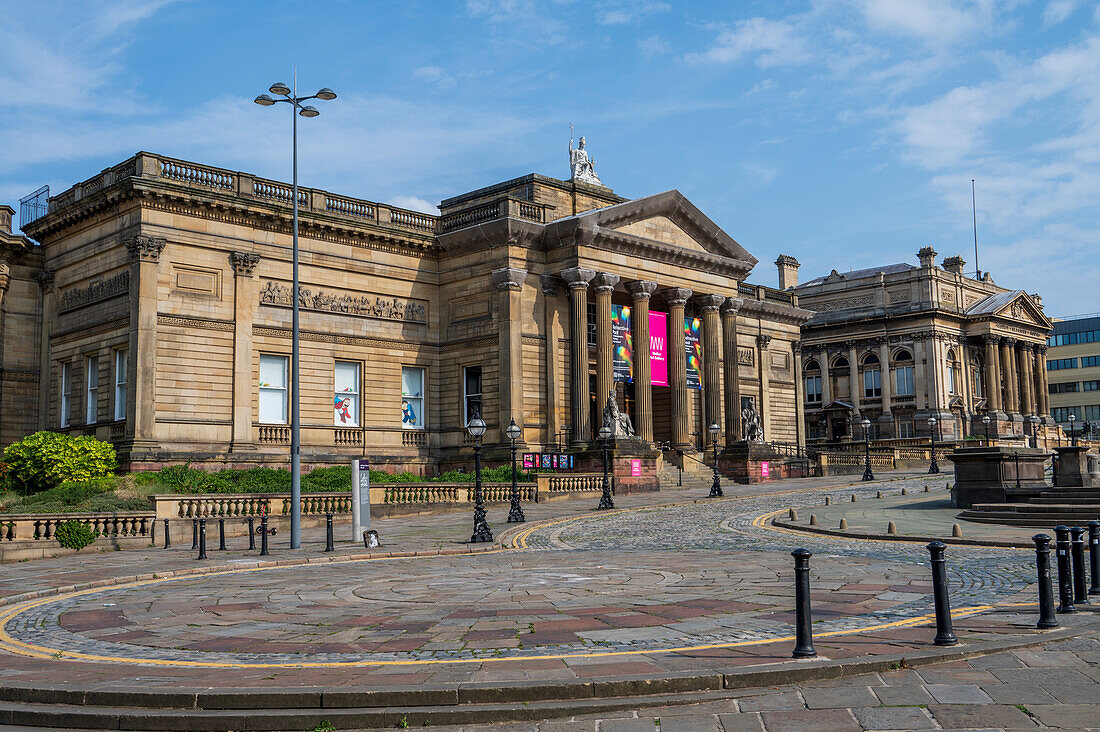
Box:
[0,512,155,542]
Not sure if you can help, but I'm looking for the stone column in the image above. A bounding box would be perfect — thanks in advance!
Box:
[913,338,927,410]
[877,339,893,435]
[540,276,564,447]
[720,297,743,442]
[848,343,860,414]
[1018,343,1035,416]
[793,342,806,449]
[820,348,832,406]
[960,341,974,413]
[666,288,693,450]
[592,273,619,415]
[697,294,724,440]
[492,267,528,443]
[230,252,260,449]
[758,334,773,440]
[626,280,657,443]
[125,235,166,445]
[1001,337,1019,415]
[562,267,595,445]
[36,270,56,430]
[1035,345,1050,416]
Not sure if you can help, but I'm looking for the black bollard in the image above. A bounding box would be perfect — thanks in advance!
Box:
[1089,521,1100,596]
[1071,526,1087,602]
[197,519,207,560]
[163,518,171,549]
[248,516,256,551]
[1055,525,1076,614]
[191,518,198,550]
[324,513,334,553]
[791,548,817,658]
[259,515,269,556]
[926,541,958,646]
[1033,534,1059,629]
[218,518,227,551]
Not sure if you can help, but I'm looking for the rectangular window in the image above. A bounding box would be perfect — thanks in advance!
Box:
[85,356,99,424]
[463,366,483,424]
[1084,404,1100,420]
[895,366,915,396]
[805,374,822,403]
[948,365,960,395]
[401,366,426,429]
[1048,358,1078,370]
[113,350,127,421]
[1049,382,1079,394]
[897,419,914,438]
[1083,380,1100,392]
[1083,356,1100,368]
[1052,407,1070,423]
[258,354,288,424]
[863,368,881,398]
[60,362,72,428]
[333,361,360,427]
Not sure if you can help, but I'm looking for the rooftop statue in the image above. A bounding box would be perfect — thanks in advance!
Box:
[569,125,602,186]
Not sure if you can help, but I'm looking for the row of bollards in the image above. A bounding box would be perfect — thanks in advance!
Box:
[170,512,339,560]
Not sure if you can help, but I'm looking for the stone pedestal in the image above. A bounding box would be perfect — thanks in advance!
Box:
[1054,446,1093,488]
[1089,453,1100,483]
[947,446,1050,509]
[717,441,810,484]
[575,438,660,493]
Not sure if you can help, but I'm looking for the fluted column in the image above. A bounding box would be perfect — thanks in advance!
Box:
[626,280,657,443]
[562,267,595,445]
[125,235,166,444]
[848,343,860,414]
[1001,337,1019,415]
[540,276,564,447]
[36,270,56,430]
[230,252,260,449]
[666,287,692,450]
[592,273,619,415]
[793,342,806,449]
[1019,343,1035,416]
[982,336,1001,413]
[721,297,743,442]
[878,340,893,416]
[492,267,528,443]
[820,348,832,406]
[697,294,724,440]
[1036,345,1050,416]
[758,334,773,439]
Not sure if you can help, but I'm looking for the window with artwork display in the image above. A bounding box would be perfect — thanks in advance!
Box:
[114,349,127,421]
[334,361,360,426]
[402,366,425,429]
[258,354,288,424]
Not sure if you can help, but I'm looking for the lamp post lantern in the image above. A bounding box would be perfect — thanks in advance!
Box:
[505,417,525,523]
[928,417,940,474]
[467,412,493,542]
[708,422,722,497]
[597,424,614,510]
[1028,415,1040,448]
[861,418,874,482]
[1069,414,1077,447]
[254,80,337,549]
[982,414,991,446]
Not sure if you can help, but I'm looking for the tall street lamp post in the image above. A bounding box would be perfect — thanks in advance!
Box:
[467,412,493,542]
[1028,415,1039,448]
[983,414,991,446]
[505,417,525,523]
[255,80,337,549]
[708,422,722,498]
[861,418,874,482]
[928,417,940,474]
[597,424,614,510]
[1070,414,1077,447]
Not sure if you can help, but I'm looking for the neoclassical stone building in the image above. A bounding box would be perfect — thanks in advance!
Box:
[785,247,1054,443]
[0,151,810,476]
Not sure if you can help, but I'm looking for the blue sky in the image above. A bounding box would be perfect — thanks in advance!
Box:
[2,0,1098,316]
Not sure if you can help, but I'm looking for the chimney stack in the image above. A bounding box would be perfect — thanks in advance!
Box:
[775,254,800,290]
[917,246,937,269]
[942,255,965,275]
[0,206,13,234]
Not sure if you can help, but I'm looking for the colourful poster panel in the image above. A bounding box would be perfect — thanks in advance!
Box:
[612,304,633,382]
[685,316,702,389]
[649,311,668,386]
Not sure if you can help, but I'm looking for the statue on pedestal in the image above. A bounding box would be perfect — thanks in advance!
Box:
[569,125,602,186]
[742,407,764,443]
[602,394,635,438]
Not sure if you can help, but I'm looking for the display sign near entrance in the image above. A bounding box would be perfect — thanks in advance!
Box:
[631,459,641,477]
[761,461,770,478]
[650,311,668,386]
[685,316,702,389]
[612,304,633,382]
[351,458,371,542]
[522,453,576,470]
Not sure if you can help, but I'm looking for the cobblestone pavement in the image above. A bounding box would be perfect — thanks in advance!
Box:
[422,632,1100,731]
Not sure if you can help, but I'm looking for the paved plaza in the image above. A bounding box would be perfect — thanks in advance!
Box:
[0,471,1097,729]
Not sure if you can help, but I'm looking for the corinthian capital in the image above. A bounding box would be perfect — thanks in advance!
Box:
[125,234,166,263]
[230,251,260,277]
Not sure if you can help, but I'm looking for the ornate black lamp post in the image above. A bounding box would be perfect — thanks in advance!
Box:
[467,412,493,543]
[1027,415,1039,448]
[861,418,874,482]
[1069,414,1077,447]
[505,417,525,524]
[597,424,614,510]
[928,416,940,474]
[708,422,722,498]
[982,414,991,445]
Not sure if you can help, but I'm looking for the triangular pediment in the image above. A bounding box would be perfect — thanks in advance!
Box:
[967,290,1052,329]
[612,215,706,253]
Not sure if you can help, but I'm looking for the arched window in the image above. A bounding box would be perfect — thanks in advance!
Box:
[893,348,915,396]
[971,356,984,398]
[862,353,879,366]
[862,353,881,398]
[947,348,962,395]
[804,359,822,404]
[894,349,912,362]
[831,356,850,399]
[833,356,849,369]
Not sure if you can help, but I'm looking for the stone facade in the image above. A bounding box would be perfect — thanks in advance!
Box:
[787,248,1054,444]
[1,152,809,472]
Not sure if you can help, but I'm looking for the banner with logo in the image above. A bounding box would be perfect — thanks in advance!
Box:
[649,311,668,386]
[612,304,633,382]
[685,316,702,389]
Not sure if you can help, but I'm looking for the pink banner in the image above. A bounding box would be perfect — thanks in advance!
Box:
[649,311,668,387]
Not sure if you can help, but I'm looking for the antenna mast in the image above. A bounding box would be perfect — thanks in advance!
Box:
[972,179,980,280]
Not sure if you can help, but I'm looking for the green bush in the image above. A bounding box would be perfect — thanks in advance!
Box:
[54,519,98,550]
[0,478,149,515]
[3,432,117,494]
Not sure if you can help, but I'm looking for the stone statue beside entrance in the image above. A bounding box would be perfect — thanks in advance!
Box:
[742,406,764,443]
[569,126,602,186]
[601,394,635,438]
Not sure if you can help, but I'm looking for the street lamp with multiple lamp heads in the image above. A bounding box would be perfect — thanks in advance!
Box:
[861,418,874,482]
[597,424,614,510]
[254,80,336,550]
[505,418,525,524]
[927,417,940,474]
[466,412,493,543]
[708,422,722,498]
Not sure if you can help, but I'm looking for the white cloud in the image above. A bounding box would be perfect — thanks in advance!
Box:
[413,65,457,89]
[637,34,670,57]
[465,0,569,44]
[390,196,439,214]
[1042,0,1079,26]
[685,17,811,68]
[597,1,670,26]
[858,0,995,45]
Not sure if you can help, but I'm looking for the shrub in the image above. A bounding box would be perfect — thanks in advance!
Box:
[54,520,98,550]
[3,432,117,494]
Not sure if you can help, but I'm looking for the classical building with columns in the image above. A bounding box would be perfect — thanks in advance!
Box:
[784,247,1054,444]
[1,151,810,480]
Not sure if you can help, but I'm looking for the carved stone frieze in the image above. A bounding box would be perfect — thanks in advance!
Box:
[60,271,129,313]
[259,281,427,324]
[810,295,872,312]
[124,235,166,263]
[737,347,755,366]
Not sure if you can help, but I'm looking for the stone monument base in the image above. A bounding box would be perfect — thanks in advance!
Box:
[718,441,810,484]
[574,438,660,493]
[1054,446,1094,488]
[947,446,1050,509]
